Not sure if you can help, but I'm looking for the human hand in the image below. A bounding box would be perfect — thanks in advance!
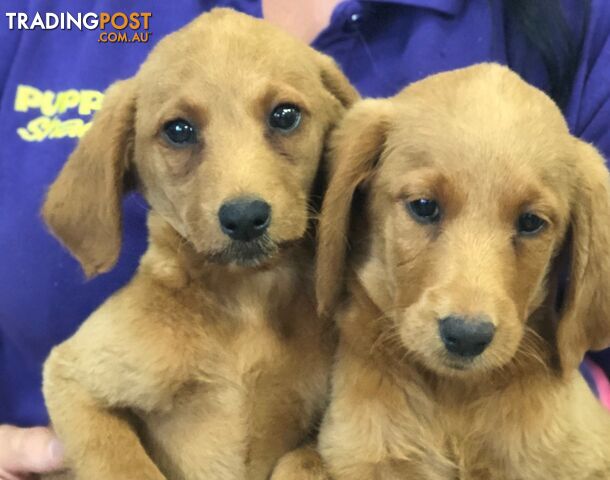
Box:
[0,425,64,480]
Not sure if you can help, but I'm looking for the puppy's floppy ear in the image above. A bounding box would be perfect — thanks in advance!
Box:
[42,79,137,278]
[555,141,610,372]
[315,54,360,109]
[316,99,391,316]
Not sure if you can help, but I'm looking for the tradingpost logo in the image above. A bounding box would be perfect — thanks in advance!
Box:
[5,11,152,43]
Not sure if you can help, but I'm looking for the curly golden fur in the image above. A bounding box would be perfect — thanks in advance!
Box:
[315,64,610,479]
[41,9,358,480]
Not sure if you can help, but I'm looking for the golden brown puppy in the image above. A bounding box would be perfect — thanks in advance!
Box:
[41,8,358,480]
[316,64,610,479]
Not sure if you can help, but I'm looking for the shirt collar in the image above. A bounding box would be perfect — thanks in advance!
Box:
[363,0,465,16]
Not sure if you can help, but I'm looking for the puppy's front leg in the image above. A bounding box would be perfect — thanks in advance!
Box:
[44,355,167,480]
[42,289,191,480]
[271,445,330,480]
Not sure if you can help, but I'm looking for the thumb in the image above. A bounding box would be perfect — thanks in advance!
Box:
[0,425,64,474]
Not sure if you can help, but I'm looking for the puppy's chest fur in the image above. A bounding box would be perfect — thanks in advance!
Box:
[135,252,333,479]
[366,369,610,480]
[425,388,610,480]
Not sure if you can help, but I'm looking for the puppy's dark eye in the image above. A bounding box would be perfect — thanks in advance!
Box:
[163,119,197,146]
[268,104,301,133]
[517,213,546,235]
[407,198,441,224]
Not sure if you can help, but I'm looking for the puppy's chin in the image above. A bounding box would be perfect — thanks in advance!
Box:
[434,355,488,376]
[205,236,280,268]
[420,349,513,379]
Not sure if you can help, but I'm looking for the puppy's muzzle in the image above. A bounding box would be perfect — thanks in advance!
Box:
[218,197,271,241]
[439,315,495,358]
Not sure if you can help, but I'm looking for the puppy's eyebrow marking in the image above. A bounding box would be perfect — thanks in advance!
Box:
[154,96,209,134]
[387,165,448,201]
[259,82,311,115]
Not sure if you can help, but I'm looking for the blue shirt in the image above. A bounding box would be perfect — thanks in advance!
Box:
[1,0,609,426]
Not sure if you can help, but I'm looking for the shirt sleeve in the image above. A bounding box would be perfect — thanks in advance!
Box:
[565,0,610,161]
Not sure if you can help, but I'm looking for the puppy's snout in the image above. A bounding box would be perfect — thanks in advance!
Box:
[218,198,271,241]
[439,315,495,358]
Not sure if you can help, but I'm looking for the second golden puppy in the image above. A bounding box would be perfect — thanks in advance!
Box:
[317,64,610,479]
[42,9,357,480]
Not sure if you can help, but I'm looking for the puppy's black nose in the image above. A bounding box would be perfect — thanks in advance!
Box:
[439,316,495,358]
[218,198,271,241]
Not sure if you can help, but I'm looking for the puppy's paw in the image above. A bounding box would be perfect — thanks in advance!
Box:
[271,446,330,480]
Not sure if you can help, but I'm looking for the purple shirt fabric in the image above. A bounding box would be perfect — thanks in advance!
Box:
[1,0,609,426]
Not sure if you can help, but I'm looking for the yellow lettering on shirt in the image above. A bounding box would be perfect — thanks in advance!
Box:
[13,84,103,142]
[17,116,92,142]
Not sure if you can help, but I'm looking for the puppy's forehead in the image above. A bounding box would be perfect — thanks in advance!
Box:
[387,65,574,177]
[139,10,321,90]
